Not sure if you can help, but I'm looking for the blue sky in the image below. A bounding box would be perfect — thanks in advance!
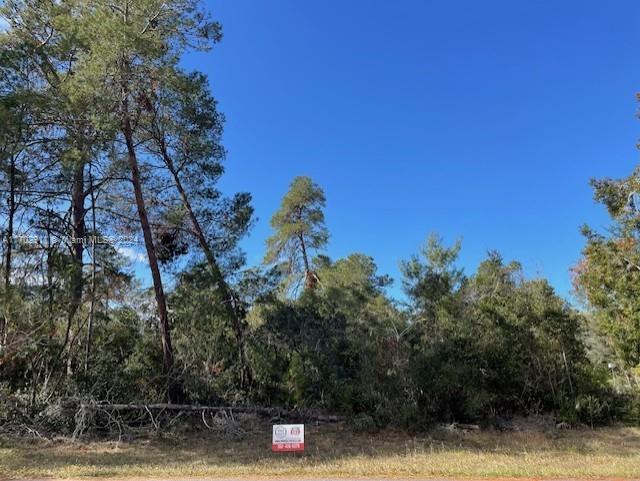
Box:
[175,0,640,300]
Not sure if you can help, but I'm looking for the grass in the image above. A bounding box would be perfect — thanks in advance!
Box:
[2,423,640,480]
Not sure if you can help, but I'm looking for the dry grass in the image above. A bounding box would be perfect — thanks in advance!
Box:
[2,423,640,480]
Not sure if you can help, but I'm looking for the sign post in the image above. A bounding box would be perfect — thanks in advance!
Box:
[272,424,304,452]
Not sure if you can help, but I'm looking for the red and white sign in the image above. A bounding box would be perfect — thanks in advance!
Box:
[272,424,304,452]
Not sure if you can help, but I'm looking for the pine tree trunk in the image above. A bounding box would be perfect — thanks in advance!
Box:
[121,92,174,394]
[84,168,97,372]
[158,144,250,388]
[4,155,14,290]
[298,233,316,289]
[66,160,86,374]
[70,161,85,312]
[45,221,54,328]
[1,154,16,346]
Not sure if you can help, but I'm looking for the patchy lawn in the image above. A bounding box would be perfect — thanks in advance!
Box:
[2,423,640,479]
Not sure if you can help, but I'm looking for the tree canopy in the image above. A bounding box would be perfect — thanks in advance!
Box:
[0,0,637,433]
[264,175,329,293]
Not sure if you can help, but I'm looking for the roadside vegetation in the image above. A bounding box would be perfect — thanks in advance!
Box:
[1,0,640,457]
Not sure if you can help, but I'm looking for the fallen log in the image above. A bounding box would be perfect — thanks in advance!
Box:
[78,402,343,423]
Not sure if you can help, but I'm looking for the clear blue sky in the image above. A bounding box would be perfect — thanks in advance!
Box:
[178,0,640,300]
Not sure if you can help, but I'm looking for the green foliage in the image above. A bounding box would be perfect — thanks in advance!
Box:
[350,412,377,432]
[245,240,612,426]
[575,394,610,428]
[403,238,596,422]
[0,0,633,432]
[264,176,328,291]
[145,69,254,269]
[170,265,246,403]
[575,168,640,372]
[78,308,166,402]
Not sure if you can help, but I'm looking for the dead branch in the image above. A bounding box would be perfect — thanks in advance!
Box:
[79,402,342,422]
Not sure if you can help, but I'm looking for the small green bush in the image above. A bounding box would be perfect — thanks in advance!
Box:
[351,412,377,432]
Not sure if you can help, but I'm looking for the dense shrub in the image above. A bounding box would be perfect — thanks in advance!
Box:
[0,244,632,430]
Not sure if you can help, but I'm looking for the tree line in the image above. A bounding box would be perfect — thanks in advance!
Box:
[0,0,638,429]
